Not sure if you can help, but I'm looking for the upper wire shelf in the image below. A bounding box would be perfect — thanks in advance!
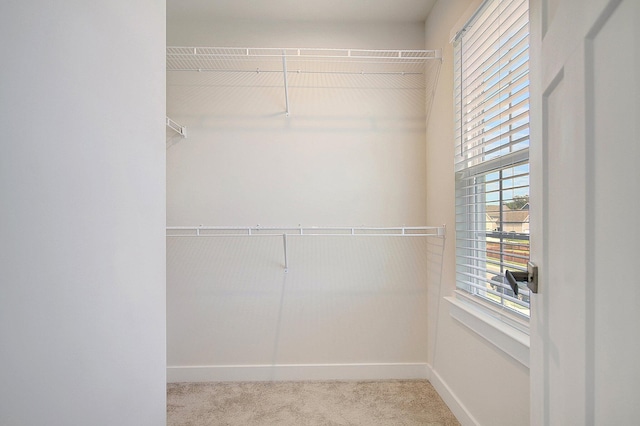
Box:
[166,46,442,75]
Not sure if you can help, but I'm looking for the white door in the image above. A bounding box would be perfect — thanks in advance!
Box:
[529,0,639,424]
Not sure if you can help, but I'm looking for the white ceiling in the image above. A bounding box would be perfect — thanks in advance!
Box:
[167,0,437,23]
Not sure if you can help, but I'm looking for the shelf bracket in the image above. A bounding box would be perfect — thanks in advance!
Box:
[166,116,187,137]
[282,51,290,117]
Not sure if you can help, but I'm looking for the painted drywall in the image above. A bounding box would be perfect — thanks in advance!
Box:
[166,20,432,379]
[166,20,428,226]
[167,19,427,50]
[167,235,431,380]
[424,1,530,425]
[0,2,166,425]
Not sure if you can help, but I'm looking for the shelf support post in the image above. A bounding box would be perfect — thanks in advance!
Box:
[283,233,289,273]
[282,50,290,117]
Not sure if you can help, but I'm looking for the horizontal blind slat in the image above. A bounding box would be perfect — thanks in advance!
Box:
[462,0,524,63]
[463,14,529,90]
[462,58,529,119]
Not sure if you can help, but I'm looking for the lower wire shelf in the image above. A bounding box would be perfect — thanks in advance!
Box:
[167,225,445,273]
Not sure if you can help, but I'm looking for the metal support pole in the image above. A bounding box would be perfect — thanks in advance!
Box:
[283,233,289,273]
[282,50,290,117]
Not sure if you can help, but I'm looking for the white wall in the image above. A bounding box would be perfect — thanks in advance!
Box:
[167,19,427,50]
[0,2,166,425]
[425,1,530,425]
[166,20,432,381]
[167,20,428,226]
[167,235,430,381]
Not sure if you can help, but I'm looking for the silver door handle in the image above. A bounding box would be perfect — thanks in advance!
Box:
[505,262,538,295]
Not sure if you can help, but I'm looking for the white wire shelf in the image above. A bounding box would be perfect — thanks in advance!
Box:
[167,225,445,273]
[167,46,441,117]
[167,47,442,75]
[167,225,445,237]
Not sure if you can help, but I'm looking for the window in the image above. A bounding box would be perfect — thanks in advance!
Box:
[454,0,530,318]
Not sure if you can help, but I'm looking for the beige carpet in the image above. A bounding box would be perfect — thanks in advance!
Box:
[167,380,460,425]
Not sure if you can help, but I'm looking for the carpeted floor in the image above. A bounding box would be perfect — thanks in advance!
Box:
[167,380,460,425]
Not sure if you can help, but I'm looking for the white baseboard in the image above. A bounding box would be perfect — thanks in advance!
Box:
[167,363,429,383]
[426,364,479,426]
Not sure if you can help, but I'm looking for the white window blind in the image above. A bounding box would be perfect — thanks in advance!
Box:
[454,0,530,172]
[454,0,530,317]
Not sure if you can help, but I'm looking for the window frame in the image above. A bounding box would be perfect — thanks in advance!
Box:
[453,0,531,327]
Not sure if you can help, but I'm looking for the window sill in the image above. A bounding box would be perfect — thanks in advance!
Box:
[445,293,530,368]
